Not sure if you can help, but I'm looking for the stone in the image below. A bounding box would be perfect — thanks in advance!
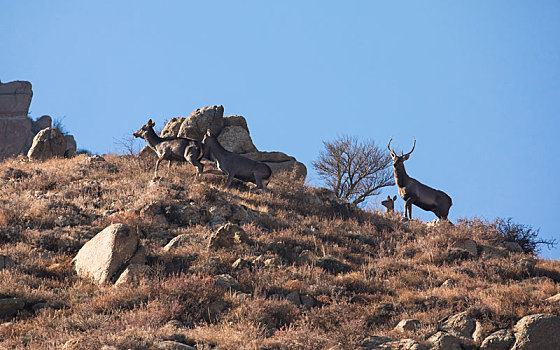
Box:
[27,127,67,160]
[0,81,32,117]
[371,339,426,350]
[427,332,462,350]
[160,117,186,138]
[32,115,52,134]
[208,223,248,249]
[0,298,24,318]
[503,241,523,253]
[441,312,476,338]
[241,151,308,179]
[518,258,537,274]
[360,336,392,349]
[298,250,316,264]
[217,125,258,153]
[316,256,351,274]
[450,239,478,257]
[114,263,150,285]
[214,274,238,290]
[545,293,560,303]
[64,135,77,158]
[394,319,420,332]
[178,105,224,140]
[155,340,195,350]
[164,234,191,251]
[231,258,253,270]
[73,223,139,284]
[223,115,248,130]
[480,329,515,350]
[0,115,33,159]
[512,313,560,350]
[0,255,15,271]
[441,279,458,288]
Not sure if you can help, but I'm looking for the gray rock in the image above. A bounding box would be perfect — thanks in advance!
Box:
[503,241,523,253]
[0,81,32,117]
[0,298,24,318]
[32,115,52,134]
[480,329,515,350]
[73,223,139,284]
[441,312,476,338]
[223,115,248,130]
[160,117,186,138]
[208,223,247,249]
[316,256,351,274]
[0,115,33,159]
[427,332,462,350]
[286,292,301,305]
[300,295,315,309]
[231,258,253,270]
[394,319,420,332]
[217,125,258,153]
[450,239,478,257]
[64,134,77,158]
[512,313,560,350]
[114,263,150,285]
[214,274,238,290]
[360,336,392,349]
[27,127,67,160]
[164,234,191,251]
[518,258,537,274]
[371,339,426,350]
[178,105,224,140]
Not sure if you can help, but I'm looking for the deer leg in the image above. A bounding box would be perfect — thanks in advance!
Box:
[185,147,204,177]
[154,158,163,179]
[225,172,234,187]
[253,173,270,192]
[405,198,414,219]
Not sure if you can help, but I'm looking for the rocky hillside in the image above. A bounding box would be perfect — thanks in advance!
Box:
[0,154,559,350]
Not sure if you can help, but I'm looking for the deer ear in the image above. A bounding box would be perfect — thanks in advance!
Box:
[403,154,410,161]
[206,129,211,136]
[393,195,397,201]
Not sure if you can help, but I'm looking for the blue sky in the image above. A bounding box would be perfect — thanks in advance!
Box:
[2,2,559,258]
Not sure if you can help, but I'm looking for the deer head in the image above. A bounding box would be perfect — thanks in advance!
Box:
[387,138,416,167]
[381,195,397,212]
[133,119,156,138]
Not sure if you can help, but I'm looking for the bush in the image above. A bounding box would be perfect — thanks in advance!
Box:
[495,217,556,254]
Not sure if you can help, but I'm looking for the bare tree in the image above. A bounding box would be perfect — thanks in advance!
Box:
[313,135,394,205]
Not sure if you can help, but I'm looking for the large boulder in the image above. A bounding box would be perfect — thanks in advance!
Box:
[0,116,32,158]
[31,115,52,134]
[217,125,258,153]
[64,135,77,158]
[440,312,476,338]
[160,117,186,138]
[27,127,67,160]
[223,115,248,130]
[178,105,224,140]
[480,329,515,350]
[0,81,33,117]
[241,151,308,179]
[73,223,140,284]
[512,314,560,350]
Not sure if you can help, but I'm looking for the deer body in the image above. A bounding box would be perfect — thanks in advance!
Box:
[388,139,452,220]
[133,119,203,179]
[201,132,272,191]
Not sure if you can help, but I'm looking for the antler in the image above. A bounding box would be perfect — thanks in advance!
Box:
[387,138,396,157]
[403,138,416,157]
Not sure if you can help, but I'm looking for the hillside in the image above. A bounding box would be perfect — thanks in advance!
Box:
[0,154,559,350]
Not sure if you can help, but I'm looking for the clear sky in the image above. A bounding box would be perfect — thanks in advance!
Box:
[2,2,559,258]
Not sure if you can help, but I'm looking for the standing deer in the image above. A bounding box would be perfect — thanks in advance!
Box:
[387,138,452,220]
[133,119,203,179]
[381,195,397,213]
[199,130,272,191]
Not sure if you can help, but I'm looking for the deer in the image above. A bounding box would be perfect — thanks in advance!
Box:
[381,195,397,213]
[199,130,272,191]
[133,119,204,179]
[387,138,452,220]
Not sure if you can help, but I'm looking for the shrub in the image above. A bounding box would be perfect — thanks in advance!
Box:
[495,218,556,254]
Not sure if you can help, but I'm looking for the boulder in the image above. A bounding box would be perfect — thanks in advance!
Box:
[503,241,523,253]
[450,239,478,257]
[427,332,462,350]
[395,319,421,332]
[163,234,191,251]
[27,127,67,160]
[480,329,515,350]
[64,135,77,158]
[369,339,426,350]
[208,223,248,249]
[73,223,139,284]
[0,115,33,159]
[0,298,25,318]
[114,263,150,285]
[178,105,224,140]
[155,340,195,350]
[264,159,307,179]
[0,81,32,117]
[217,125,258,153]
[440,312,476,338]
[316,256,351,274]
[160,117,186,138]
[512,314,560,350]
[32,115,52,134]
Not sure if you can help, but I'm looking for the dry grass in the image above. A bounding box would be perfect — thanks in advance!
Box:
[0,154,558,349]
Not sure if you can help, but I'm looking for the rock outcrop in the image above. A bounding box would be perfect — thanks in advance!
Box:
[148,105,307,179]
[0,81,78,159]
[512,313,560,350]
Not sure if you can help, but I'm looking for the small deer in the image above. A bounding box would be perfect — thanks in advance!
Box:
[388,138,452,220]
[200,130,272,191]
[133,119,203,179]
[381,195,397,213]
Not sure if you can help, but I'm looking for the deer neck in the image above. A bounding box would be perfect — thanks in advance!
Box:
[393,163,410,188]
[144,128,163,149]
[205,137,229,161]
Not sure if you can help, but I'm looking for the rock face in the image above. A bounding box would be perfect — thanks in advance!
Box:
[155,105,307,180]
[480,329,515,350]
[512,313,560,350]
[0,81,33,117]
[27,127,67,160]
[64,135,77,158]
[73,223,140,284]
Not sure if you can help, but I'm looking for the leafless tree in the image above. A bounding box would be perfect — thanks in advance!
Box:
[313,135,394,205]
